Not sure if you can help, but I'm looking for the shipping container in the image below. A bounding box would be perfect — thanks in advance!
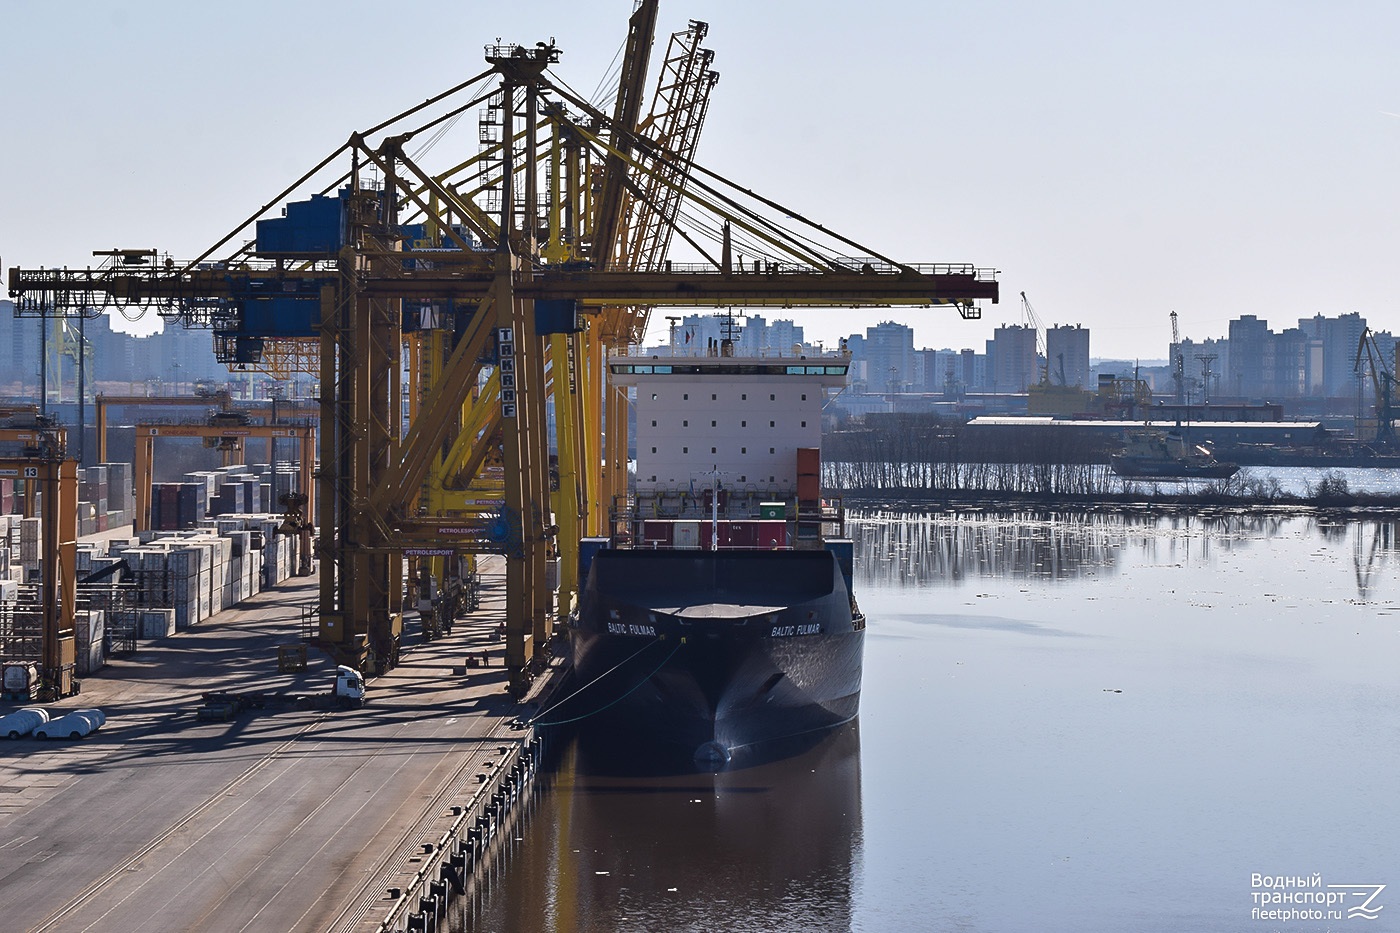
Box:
[3,662,40,700]
[673,521,701,549]
[140,609,177,639]
[639,520,675,548]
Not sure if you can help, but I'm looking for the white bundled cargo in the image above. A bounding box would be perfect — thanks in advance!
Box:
[0,707,49,739]
[34,708,105,740]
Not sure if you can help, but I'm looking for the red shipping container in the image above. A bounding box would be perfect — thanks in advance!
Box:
[713,521,732,549]
[640,520,674,548]
[754,520,787,548]
[721,520,755,549]
[796,447,820,476]
[797,474,820,502]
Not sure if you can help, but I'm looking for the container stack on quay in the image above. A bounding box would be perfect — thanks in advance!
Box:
[3,459,307,680]
[148,462,297,532]
[74,462,133,537]
[0,514,24,589]
[78,512,303,642]
[74,609,105,676]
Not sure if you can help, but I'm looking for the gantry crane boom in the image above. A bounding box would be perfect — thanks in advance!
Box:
[1019,291,1047,385]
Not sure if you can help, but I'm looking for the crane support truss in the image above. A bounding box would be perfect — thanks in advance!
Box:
[7,9,999,691]
[95,391,232,464]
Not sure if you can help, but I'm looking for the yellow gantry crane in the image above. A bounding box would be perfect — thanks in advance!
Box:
[0,421,78,699]
[7,2,999,694]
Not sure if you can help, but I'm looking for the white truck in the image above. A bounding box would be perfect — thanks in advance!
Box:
[196,666,366,721]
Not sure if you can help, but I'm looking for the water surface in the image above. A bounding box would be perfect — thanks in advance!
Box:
[470,511,1400,932]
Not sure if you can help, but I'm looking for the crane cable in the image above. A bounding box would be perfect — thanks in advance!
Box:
[525,636,683,728]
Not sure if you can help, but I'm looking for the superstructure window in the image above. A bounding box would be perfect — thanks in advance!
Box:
[769,421,775,428]
[683,393,689,400]
[741,421,746,427]
[769,394,775,401]
[711,420,716,427]
[683,447,689,454]
[711,394,717,400]
[801,421,807,427]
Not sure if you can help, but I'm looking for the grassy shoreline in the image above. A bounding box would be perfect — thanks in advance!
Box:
[838,482,1400,517]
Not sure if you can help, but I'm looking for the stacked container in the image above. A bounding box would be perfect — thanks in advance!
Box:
[19,517,41,575]
[75,609,106,674]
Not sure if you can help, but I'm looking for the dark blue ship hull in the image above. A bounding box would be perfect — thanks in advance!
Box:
[568,549,864,762]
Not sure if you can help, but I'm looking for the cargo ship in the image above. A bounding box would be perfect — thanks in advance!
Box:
[568,338,864,763]
[1110,428,1240,479]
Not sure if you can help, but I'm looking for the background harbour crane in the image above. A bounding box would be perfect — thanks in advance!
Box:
[1170,310,1185,405]
[1354,326,1396,449]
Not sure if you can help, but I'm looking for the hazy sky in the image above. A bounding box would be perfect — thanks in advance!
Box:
[3,0,1397,359]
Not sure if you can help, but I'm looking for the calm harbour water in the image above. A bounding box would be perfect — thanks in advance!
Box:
[467,508,1400,933]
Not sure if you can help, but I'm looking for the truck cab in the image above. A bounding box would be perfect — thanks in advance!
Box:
[334,665,367,708]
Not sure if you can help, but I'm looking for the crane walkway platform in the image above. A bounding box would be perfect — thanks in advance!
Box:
[0,555,556,933]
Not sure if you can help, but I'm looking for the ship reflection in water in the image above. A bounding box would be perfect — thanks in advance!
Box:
[465,723,862,933]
